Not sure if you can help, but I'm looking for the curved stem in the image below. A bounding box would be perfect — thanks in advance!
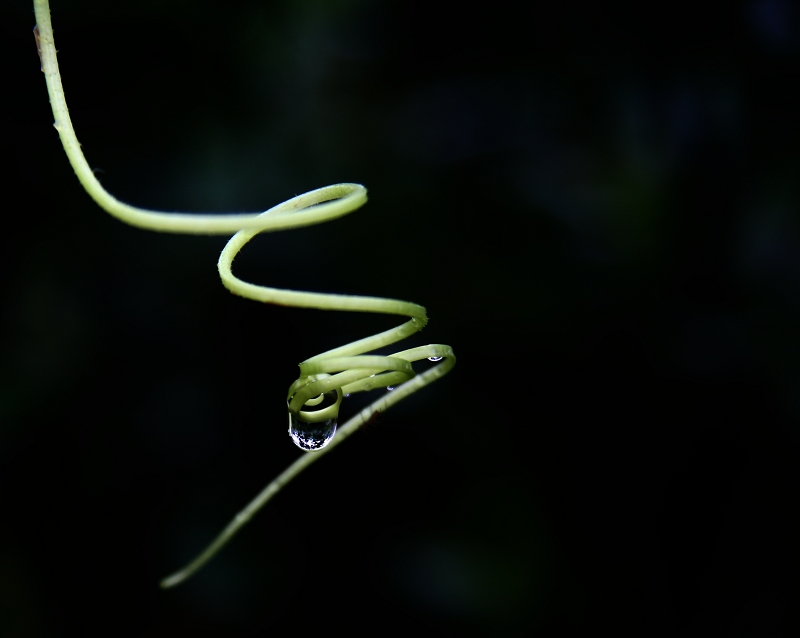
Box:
[160,345,455,589]
[33,0,455,589]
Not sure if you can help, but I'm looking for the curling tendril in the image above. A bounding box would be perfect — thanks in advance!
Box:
[33,0,455,589]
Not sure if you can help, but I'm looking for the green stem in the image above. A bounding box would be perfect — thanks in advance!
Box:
[161,345,454,589]
[33,0,455,589]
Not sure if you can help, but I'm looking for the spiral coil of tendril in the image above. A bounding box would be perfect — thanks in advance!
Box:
[34,0,454,587]
[216,183,456,451]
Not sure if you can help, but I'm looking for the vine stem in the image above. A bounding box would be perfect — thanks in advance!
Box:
[160,346,454,589]
[32,0,367,235]
[33,0,455,589]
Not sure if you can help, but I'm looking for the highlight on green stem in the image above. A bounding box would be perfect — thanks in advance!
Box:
[33,0,455,589]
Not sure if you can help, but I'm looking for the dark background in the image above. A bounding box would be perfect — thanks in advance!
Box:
[2,0,800,635]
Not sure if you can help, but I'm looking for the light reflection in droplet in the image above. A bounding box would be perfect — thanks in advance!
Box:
[288,413,337,451]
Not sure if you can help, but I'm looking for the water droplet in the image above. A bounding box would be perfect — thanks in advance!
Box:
[288,413,337,451]
[428,356,443,362]
[386,386,394,391]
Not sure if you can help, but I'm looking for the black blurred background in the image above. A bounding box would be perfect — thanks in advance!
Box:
[2,0,800,635]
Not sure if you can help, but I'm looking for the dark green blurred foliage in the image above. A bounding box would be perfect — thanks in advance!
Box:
[2,0,800,635]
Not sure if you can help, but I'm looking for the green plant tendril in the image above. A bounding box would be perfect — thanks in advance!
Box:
[33,0,455,589]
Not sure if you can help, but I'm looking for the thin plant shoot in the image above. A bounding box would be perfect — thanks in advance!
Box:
[32,0,455,588]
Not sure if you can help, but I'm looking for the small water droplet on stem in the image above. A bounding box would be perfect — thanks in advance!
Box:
[288,413,337,451]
